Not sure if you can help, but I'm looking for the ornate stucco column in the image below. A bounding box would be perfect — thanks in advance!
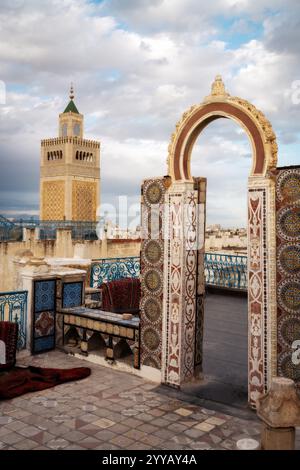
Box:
[162,180,198,386]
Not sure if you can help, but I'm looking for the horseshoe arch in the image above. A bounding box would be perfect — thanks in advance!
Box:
[140,76,278,407]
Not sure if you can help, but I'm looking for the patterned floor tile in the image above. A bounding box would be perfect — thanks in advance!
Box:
[175,408,193,417]
[205,417,226,426]
[93,418,115,429]
[194,422,215,432]
[1,432,24,445]
[110,435,135,449]
[0,350,281,452]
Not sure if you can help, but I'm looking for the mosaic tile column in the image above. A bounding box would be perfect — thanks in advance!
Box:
[162,181,198,387]
[248,176,277,406]
[276,167,300,384]
[140,177,170,369]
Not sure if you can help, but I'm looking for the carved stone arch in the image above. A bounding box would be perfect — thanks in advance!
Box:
[168,76,277,181]
[140,76,278,408]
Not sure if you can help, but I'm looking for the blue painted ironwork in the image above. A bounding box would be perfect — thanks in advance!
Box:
[91,254,247,290]
[91,257,140,287]
[0,291,28,349]
[0,217,101,241]
[37,220,99,240]
[204,253,247,290]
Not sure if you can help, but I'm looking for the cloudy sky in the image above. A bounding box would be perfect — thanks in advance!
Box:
[0,0,300,228]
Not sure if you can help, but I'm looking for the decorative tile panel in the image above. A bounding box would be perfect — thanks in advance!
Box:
[248,188,266,404]
[163,185,198,386]
[34,311,55,337]
[276,167,300,384]
[247,176,277,408]
[62,282,83,309]
[34,280,56,312]
[72,180,97,222]
[32,279,56,354]
[41,180,65,220]
[140,177,168,369]
[34,336,55,353]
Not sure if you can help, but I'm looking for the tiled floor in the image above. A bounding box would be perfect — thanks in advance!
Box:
[0,351,298,450]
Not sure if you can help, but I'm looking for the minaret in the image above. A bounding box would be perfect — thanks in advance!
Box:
[40,85,100,222]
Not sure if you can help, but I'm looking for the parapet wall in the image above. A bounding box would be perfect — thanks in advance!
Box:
[0,231,141,292]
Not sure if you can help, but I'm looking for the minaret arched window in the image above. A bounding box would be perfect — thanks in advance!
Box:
[62,123,68,137]
[73,123,80,136]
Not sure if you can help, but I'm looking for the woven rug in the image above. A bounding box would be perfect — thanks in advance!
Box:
[0,365,91,400]
[101,278,141,314]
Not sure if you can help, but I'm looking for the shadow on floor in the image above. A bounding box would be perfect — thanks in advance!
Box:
[184,291,248,410]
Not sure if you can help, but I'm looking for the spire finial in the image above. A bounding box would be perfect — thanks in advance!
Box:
[211,75,228,97]
[69,82,74,101]
[204,74,230,102]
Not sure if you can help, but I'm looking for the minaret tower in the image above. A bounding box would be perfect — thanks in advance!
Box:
[40,85,100,221]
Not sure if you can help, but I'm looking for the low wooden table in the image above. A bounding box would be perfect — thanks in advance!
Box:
[61,307,140,369]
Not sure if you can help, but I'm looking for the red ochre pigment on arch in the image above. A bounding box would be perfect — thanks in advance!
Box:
[172,102,265,180]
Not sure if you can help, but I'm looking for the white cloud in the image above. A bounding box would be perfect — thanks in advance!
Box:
[0,0,299,226]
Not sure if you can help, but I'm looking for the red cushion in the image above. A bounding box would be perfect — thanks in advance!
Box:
[101,278,141,315]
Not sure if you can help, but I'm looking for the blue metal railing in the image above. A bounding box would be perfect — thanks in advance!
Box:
[0,216,101,241]
[204,253,247,290]
[91,253,248,290]
[0,215,22,241]
[37,220,99,240]
[91,257,140,287]
[0,291,28,349]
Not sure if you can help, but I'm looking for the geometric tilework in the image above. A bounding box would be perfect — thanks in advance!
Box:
[34,280,56,312]
[163,186,198,386]
[62,282,83,309]
[278,244,300,277]
[276,166,300,385]
[247,186,269,406]
[34,311,55,337]
[72,180,97,222]
[32,279,56,354]
[41,181,65,220]
[140,177,167,370]
[33,336,55,353]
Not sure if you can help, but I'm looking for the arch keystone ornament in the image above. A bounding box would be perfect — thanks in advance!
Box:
[167,75,277,181]
[140,76,282,408]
